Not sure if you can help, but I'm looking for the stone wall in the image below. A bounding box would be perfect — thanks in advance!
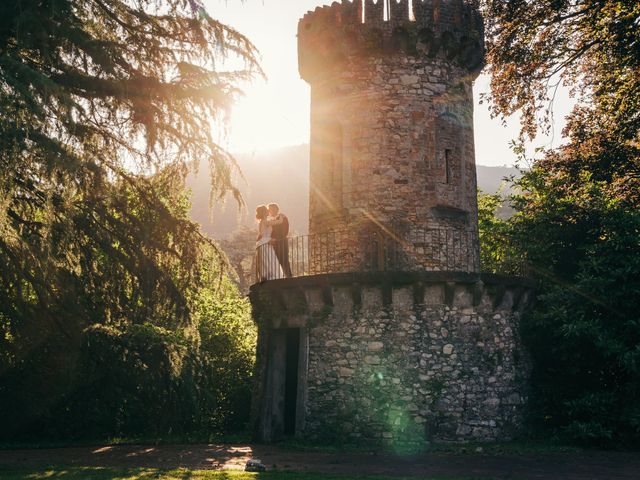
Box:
[299,0,484,273]
[251,272,533,447]
[298,0,485,81]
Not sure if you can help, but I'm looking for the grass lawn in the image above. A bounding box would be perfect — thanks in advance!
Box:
[0,466,486,480]
[0,437,581,457]
[0,434,253,450]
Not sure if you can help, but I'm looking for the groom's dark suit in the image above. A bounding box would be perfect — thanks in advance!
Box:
[271,213,292,277]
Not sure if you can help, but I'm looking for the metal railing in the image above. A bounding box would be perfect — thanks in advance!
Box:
[253,228,528,283]
[254,236,310,282]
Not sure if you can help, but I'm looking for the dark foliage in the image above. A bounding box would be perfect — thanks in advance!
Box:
[0,0,259,440]
[483,0,639,141]
[481,0,640,445]
[510,123,640,445]
[3,279,255,440]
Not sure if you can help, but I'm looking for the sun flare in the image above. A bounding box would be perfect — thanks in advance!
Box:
[227,80,309,153]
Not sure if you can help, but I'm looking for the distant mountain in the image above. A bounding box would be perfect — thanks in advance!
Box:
[187,144,310,239]
[187,144,521,238]
[476,166,520,194]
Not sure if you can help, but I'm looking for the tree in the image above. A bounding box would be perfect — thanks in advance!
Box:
[0,0,260,324]
[477,189,523,275]
[219,226,259,294]
[508,124,640,444]
[481,0,640,443]
[0,0,260,439]
[483,0,640,141]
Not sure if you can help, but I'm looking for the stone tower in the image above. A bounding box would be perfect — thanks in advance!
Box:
[250,0,532,447]
[300,0,484,273]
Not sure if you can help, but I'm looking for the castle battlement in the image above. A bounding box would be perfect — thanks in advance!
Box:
[298,0,484,81]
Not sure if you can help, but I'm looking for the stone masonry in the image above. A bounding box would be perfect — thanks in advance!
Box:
[251,272,533,446]
[250,0,533,447]
[299,0,484,273]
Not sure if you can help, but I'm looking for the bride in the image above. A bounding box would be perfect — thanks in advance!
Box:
[255,205,284,281]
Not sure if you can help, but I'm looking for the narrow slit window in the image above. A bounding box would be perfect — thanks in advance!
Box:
[445,149,452,184]
[332,123,343,209]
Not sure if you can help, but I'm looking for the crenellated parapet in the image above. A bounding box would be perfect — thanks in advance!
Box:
[251,271,533,443]
[298,0,484,82]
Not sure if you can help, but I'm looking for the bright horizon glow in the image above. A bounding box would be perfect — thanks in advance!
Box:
[206,0,574,165]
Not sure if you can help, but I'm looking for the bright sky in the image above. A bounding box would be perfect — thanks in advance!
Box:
[205,0,573,167]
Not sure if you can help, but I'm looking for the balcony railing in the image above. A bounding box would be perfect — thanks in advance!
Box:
[254,228,527,283]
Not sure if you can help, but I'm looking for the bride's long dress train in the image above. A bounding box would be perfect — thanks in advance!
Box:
[256,229,284,281]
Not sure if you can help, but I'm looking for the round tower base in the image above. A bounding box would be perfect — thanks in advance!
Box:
[250,272,533,447]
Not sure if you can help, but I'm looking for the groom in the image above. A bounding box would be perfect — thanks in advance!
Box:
[267,203,292,278]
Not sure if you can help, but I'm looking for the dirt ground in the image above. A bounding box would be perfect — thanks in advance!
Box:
[1,443,639,479]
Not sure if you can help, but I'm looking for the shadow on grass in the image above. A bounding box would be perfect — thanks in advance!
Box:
[0,465,483,480]
[0,433,253,451]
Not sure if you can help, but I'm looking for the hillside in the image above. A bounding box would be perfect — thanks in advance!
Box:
[187,144,520,238]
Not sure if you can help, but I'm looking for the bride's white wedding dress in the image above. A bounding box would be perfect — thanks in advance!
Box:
[256,220,284,281]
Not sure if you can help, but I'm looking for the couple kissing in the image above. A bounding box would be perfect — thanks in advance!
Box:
[255,202,292,281]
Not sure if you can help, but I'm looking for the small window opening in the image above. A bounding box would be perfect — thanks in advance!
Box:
[445,149,452,184]
[330,123,343,210]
